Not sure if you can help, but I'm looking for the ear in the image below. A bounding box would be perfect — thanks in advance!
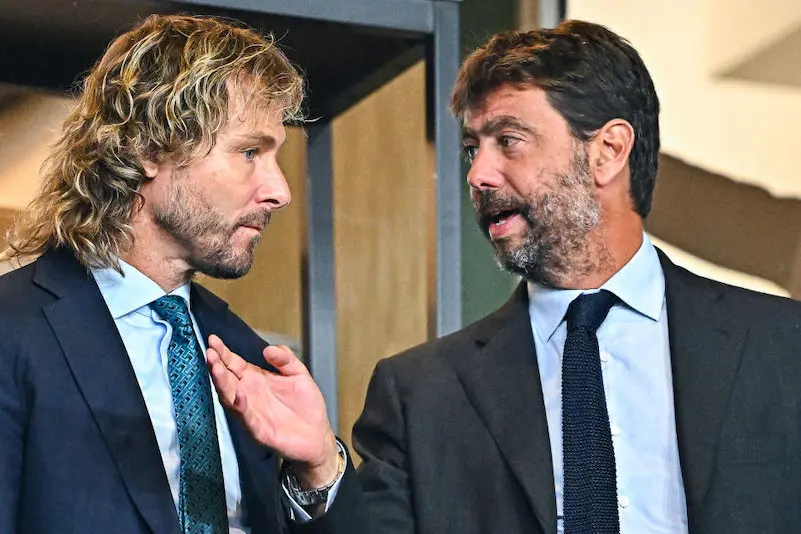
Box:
[140,158,160,179]
[589,119,634,188]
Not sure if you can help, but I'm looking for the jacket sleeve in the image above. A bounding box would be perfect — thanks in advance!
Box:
[289,358,415,534]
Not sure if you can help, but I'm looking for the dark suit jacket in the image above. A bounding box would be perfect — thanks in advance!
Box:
[0,247,292,533]
[300,250,801,534]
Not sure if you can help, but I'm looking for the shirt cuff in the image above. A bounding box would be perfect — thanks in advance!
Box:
[282,441,347,522]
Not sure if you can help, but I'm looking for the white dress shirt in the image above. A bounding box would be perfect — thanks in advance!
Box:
[528,233,689,533]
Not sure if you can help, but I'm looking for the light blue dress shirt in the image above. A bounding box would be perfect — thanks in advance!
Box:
[91,260,342,531]
[92,262,249,533]
[528,234,689,534]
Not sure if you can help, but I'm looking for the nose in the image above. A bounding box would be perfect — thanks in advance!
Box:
[466,146,504,192]
[255,159,291,210]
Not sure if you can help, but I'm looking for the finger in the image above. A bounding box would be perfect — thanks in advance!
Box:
[263,345,308,377]
[206,343,221,365]
[207,347,239,407]
[208,334,249,379]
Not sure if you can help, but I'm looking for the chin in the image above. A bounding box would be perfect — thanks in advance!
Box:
[192,251,256,280]
[203,262,253,280]
[492,235,525,254]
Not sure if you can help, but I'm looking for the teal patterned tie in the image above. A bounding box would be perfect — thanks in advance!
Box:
[150,295,229,534]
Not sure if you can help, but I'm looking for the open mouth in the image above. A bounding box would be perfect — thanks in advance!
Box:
[488,209,518,226]
[485,209,526,239]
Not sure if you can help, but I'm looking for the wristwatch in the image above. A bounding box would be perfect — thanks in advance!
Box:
[284,443,347,506]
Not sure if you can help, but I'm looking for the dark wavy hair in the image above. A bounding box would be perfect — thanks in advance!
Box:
[451,20,660,218]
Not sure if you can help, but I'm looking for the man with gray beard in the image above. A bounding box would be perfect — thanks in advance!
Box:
[208,20,801,534]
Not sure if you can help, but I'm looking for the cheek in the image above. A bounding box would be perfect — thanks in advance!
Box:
[139,176,171,211]
[210,167,260,206]
[507,154,564,198]
[505,164,539,199]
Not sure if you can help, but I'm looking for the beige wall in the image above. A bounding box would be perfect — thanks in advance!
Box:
[706,0,801,73]
[332,63,430,449]
[0,206,18,275]
[0,94,72,209]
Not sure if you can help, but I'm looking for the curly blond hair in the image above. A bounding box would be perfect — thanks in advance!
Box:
[2,14,304,269]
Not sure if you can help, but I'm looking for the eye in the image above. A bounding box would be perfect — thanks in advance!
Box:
[243,148,258,161]
[499,135,519,148]
[461,144,478,164]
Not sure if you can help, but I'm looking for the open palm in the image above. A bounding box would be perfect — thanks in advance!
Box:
[206,334,337,467]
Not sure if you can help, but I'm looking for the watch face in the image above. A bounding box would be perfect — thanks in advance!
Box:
[286,470,333,506]
[285,446,345,506]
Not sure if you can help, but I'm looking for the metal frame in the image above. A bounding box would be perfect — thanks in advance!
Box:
[539,0,563,28]
[178,0,440,32]
[304,123,339,431]
[431,1,462,336]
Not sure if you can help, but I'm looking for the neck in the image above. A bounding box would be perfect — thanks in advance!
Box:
[121,217,193,293]
[556,211,644,290]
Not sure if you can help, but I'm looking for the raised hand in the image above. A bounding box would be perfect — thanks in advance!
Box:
[206,334,340,487]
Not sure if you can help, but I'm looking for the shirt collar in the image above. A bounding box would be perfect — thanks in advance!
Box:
[90,259,192,320]
[527,233,665,341]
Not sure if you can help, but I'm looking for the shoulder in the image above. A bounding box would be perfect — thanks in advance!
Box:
[0,260,53,324]
[670,260,801,318]
[717,280,801,336]
[664,259,801,344]
[0,261,38,302]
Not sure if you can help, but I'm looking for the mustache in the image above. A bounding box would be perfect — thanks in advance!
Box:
[473,190,532,231]
[236,211,272,231]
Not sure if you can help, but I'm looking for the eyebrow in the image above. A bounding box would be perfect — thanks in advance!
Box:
[461,115,539,142]
[228,133,284,149]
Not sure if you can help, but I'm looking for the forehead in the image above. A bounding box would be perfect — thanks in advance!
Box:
[224,76,286,140]
[463,84,568,135]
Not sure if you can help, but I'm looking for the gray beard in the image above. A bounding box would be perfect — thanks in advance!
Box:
[485,150,604,287]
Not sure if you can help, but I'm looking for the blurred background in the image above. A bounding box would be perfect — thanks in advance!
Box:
[1,0,799,450]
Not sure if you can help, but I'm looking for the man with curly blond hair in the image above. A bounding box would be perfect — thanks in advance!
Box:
[0,14,352,534]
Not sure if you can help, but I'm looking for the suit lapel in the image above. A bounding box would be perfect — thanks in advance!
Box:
[36,249,178,534]
[191,285,282,534]
[659,250,747,517]
[454,283,557,534]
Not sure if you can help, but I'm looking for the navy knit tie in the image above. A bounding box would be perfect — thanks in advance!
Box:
[150,295,228,534]
[562,290,620,534]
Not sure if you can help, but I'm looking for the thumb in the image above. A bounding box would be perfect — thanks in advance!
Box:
[262,345,308,377]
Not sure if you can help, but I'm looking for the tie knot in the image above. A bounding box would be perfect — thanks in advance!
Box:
[149,294,192,332]
[565,290,618,333]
